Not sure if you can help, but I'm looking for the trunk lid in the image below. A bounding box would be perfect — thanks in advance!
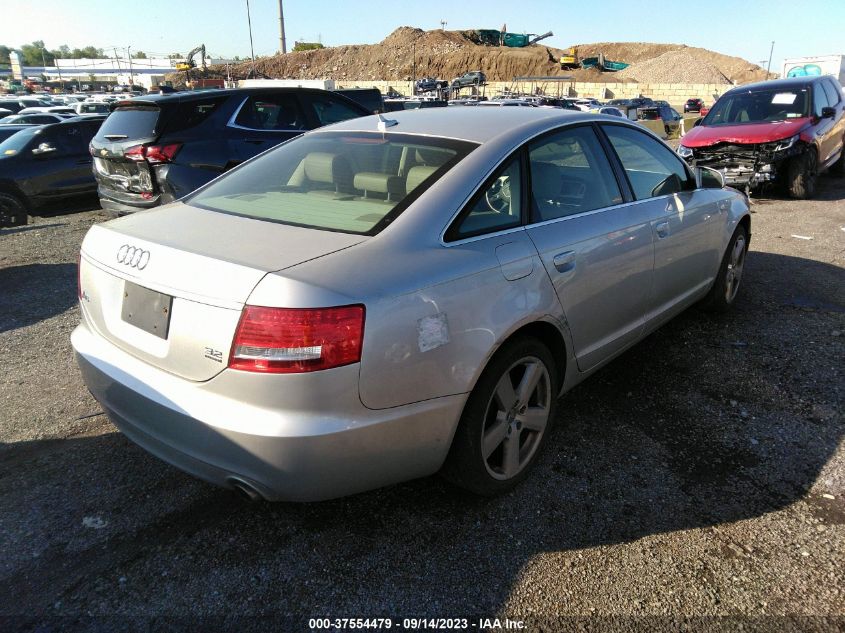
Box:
[79,203,367,381]
[683,118,810,147]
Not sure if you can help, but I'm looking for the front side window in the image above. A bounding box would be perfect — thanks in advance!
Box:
[234,94,306,131]
[602,124,692,199]
[189,131,475,235]
[821,80,842,106]
[812,84,831,117]
[528,126,622,222]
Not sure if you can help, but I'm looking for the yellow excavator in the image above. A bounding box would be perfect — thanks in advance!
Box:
[560,47,579,70]
[174,45,207,72]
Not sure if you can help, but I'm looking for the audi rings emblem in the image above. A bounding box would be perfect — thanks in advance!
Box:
[116,244,151,270]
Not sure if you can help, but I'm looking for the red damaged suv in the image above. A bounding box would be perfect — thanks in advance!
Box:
[678,76,845,198]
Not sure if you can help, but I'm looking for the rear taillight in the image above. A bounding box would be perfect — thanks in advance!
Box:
[122,143,181,164]
[229,305,365,374]
[124,144,146,161]
[146,143,181,164]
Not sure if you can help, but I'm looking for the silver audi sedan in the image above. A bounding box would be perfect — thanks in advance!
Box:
[73,108,751,501]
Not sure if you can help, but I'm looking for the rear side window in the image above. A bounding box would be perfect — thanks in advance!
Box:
[307,94,368,126]
[95,106,160,141]
[602,124,692,199]
[448,156,523,240]
[529,126,623,222]
[234,94,306,131]
[167,97,227,133]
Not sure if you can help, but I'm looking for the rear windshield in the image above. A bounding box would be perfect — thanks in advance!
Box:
[94,106,160,141]
[704,87,810,125]
[188,131,477,235]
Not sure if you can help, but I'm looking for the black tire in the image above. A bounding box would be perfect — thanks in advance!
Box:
[787,149,818,199]
[0,192,28,227]
[441,337,559,496]
[703,224,749,312]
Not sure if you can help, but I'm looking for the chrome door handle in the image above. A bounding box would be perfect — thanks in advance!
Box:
[655,221,670,238]
[552,251,576,273]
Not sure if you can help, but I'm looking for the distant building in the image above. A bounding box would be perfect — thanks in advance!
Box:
[3,56,234,89]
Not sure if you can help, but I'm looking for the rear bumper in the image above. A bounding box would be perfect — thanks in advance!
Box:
[71,324,465,501]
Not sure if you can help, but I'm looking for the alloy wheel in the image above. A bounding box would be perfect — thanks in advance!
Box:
[481,356,551,480]
[725,234,747,303]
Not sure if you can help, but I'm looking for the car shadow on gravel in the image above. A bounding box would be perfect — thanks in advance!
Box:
[0,264,78,333]
[0,223,64,236]
[1,251,843,622]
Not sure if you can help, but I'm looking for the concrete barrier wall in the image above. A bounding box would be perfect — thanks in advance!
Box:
[334,79,734,106]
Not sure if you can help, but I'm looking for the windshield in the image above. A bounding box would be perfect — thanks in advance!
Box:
[0,127,42,156]
[704,87,810,125]
[188,131,477,235]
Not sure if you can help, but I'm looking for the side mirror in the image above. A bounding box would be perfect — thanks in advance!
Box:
[695,166,724,189]
[31,142,57,156]
[693,118,703,127]
[821,106,836,119]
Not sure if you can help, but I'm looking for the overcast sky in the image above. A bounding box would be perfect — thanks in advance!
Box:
[2,0,843,71]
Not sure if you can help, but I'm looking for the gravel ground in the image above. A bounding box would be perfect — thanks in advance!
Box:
[1,175,843,632]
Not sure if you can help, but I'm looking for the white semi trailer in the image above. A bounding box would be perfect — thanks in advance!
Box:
[782,55,845,85]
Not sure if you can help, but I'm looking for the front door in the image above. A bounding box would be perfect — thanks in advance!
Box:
[600,124,722,320]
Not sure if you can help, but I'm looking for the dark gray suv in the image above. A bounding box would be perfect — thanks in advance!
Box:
[89,88,370,215]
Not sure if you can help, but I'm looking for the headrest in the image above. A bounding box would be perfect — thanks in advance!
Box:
[406,165,439,193]
[353,172,404,198]
[304,152,344,184]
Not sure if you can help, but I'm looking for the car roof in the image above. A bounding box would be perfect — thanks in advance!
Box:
[726,76,825,94]
[315,107,608,144]
[114,87,347,106]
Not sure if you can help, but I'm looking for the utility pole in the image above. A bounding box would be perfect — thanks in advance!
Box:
[278,0,287,54]
[127,46,134,87]
[412,40,416,94]
[245,0,256,74]
[440,19,447,31]
[766,41,775,78]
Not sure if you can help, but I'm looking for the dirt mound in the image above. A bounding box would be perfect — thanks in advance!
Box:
[166,28,770,87]
[618,49,732,84]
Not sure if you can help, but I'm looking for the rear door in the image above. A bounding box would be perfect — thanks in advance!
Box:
[524,124,654,372]
[600,123,722,321]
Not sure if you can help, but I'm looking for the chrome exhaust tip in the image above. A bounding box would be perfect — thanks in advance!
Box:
[226,476,263,502]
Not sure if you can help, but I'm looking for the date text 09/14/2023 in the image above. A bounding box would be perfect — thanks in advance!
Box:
[308,617,526,630]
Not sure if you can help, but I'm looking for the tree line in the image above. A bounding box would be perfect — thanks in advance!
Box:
[0,41,149,66]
